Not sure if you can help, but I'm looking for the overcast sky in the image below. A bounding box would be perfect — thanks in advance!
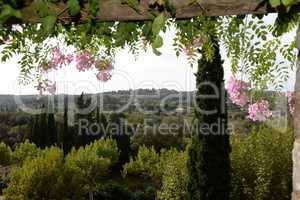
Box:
[0,14,296,95]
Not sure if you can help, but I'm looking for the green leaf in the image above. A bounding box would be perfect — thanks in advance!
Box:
[89,0,99,18]
[269,0,281,7]
[67,0,81,16]
[152,14,165,36]
[152,47,162,56]
[152,35,163,49]
[282,0,294,6]
[0,5,21,23]
[35,0,49,18]
[41,15,57,34]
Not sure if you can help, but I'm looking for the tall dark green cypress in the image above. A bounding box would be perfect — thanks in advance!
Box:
[47,113,57,146]
[187,43,231,200]
[39,112,48,148]
[62,95,72,153]
[31,114,41,146]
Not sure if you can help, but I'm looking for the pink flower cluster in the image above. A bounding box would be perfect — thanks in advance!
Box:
[95,59,114,82]
[287,91,295,115]
[75,50,95,72]
[36,80,56,95]
[37,47,115,95]
[228,76,250,107]
[182,36,203,58]
[45,47,73,71]
[247,100,272,122]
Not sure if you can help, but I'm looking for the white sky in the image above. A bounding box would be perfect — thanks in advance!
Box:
[0,14,297,95]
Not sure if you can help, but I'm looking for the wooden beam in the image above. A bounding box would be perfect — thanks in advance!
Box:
[17,0,300,24]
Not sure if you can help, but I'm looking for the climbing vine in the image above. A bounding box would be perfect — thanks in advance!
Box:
[0,0,298,97]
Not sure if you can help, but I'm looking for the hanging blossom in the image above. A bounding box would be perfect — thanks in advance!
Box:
[182,36,203,59]
[247,100,272,122]
[35,80,56,96]
[75,50,95,72]
[42,47,74,71]
[95,59,114,82]
[228,76,250,107]
[287,91,295,115]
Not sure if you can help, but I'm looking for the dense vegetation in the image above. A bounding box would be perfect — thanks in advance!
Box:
[0,89,294,199]
[0,121,293,200]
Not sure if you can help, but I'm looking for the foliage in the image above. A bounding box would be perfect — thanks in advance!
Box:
[94,183,156,200]
[230,121,293,200]
[12,139,41,164]
[123,145,160,180]
[0,142,12,166]
[123,146,188,200]
[0,0,297,91]
[108,112,131,171]
[157,149,188,200]
[94,183,133,200]
[3,147,64,200]
[187,42,231,200]
[64,138,118,199]
[220,15,297,90]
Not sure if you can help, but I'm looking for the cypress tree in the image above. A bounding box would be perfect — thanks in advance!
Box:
[187,43,231,200]
[109,112,131,171]
[30,114,41,145]
[39,112,48,148]
[47,113,57,146]
[62,95,72,153]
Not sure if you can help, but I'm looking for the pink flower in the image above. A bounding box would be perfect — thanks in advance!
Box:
[46,82,56,95]
[247,100,272,122]
[287,91,295,115]
[35,80,56,95]
[47,47,66,70]
[75,50,95,72]
[96,71,112,82]
[228,76,250,107]
[36,82,45,96]
[65,54,74,64]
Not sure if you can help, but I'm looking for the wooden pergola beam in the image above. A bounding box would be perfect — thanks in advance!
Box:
[18,0,300,23]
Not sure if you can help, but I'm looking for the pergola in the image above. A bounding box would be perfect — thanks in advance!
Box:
[5,0,300,199]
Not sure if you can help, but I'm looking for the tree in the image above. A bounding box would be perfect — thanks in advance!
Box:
[123,146,188,200]
[46,113,57,147]
[12,140,41,164]
[30,114,41,146]
[187,43,231,200]
[64,138,118,200]
[3,147,64,200]
[108,112,131,171]
[0,142,12,166]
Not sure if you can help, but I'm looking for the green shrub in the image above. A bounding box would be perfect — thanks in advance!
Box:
[95,183,132,200]
[0,142,12,166]
[123,146,188,200]
[64,138,119,199]
[12,140,41,164]
[3,147,64,200]
[230,122,293,200]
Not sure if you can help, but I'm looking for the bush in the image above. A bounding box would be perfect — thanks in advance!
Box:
[157,149,188,200]
[0,142,12,166]
[0,178,8,195]
[230,122,293,200]
[123,146,188,200]
[95,183,132,200]
[64,138,119,199]
[12,140,41,164]
[3,147,64,200]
